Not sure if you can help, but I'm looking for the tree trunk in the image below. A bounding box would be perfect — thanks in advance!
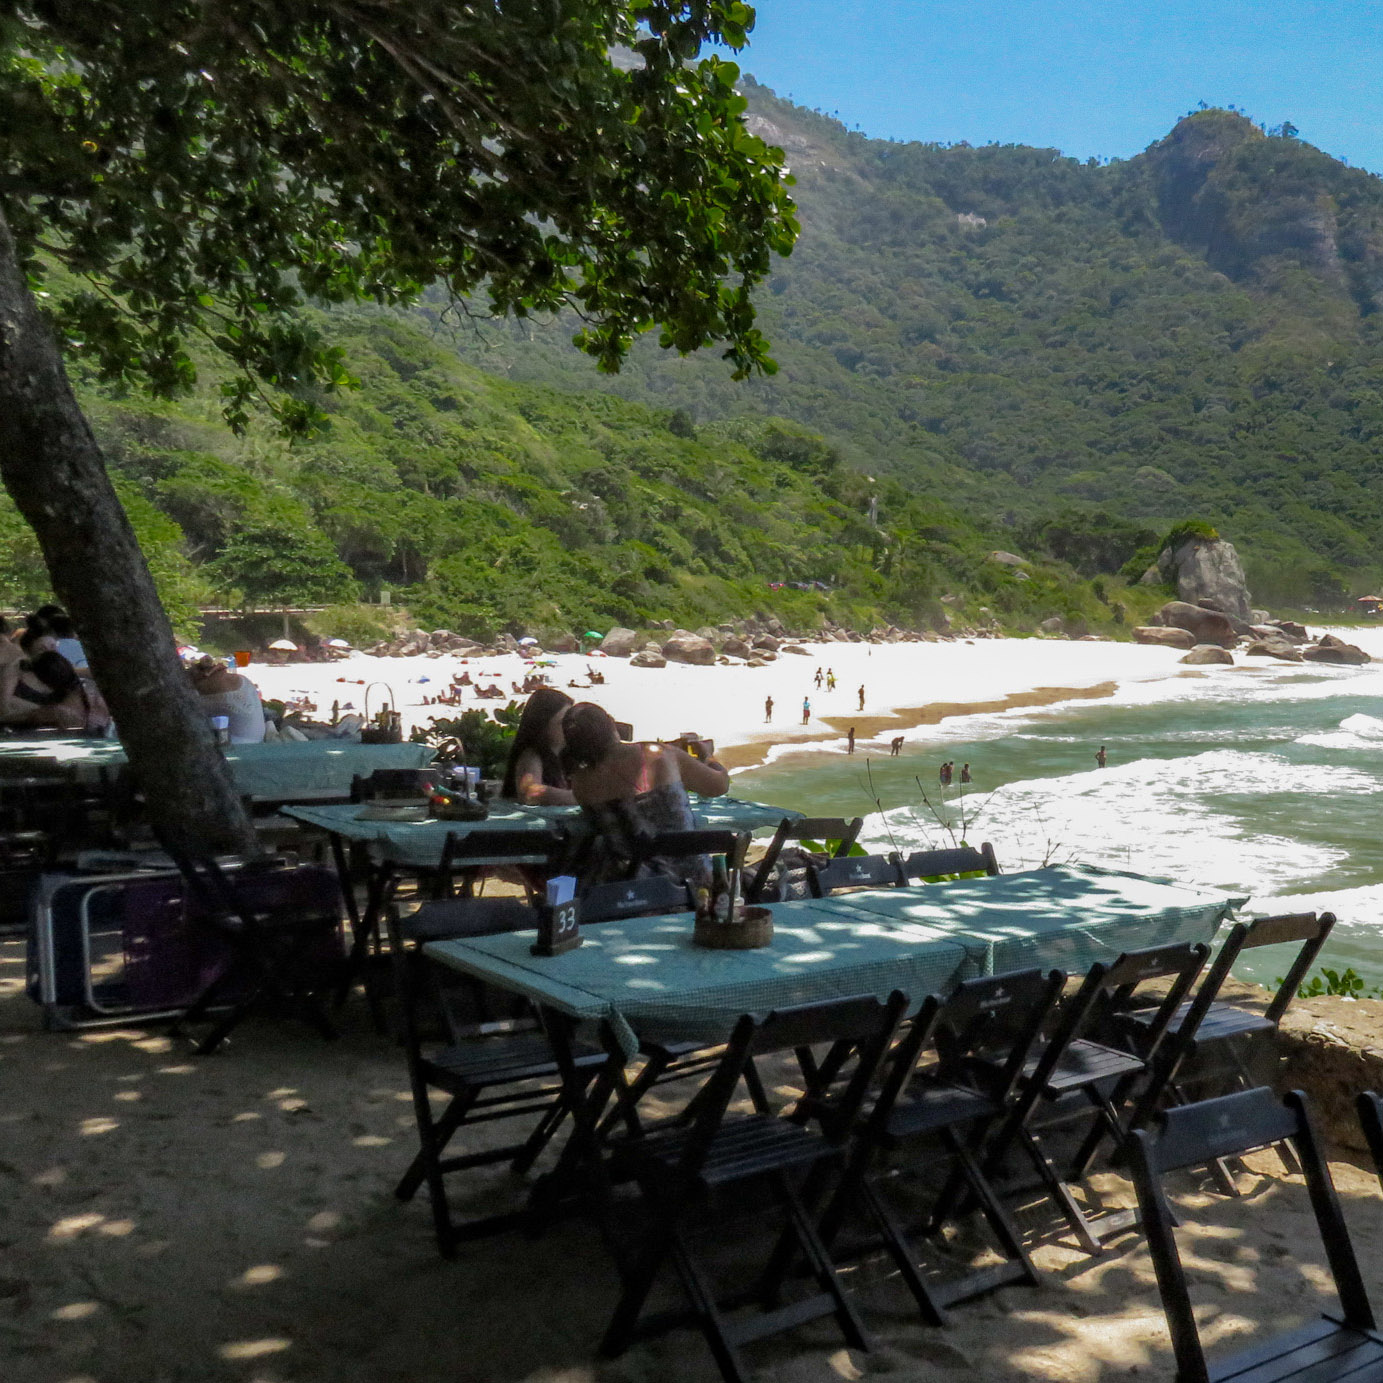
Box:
[0,209,257,856]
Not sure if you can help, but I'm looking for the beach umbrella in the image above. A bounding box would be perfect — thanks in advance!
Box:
[584,630,603,640]
[327,637,351,648]
[269,638,297,651]
[518,636,539,646]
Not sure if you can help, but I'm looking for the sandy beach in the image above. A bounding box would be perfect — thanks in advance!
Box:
[247,637,1196,768]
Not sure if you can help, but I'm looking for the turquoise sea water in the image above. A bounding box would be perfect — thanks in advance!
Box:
[735,651,1383,992]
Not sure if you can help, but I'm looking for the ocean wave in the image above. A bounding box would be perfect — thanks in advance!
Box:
[1295,711,1383,751]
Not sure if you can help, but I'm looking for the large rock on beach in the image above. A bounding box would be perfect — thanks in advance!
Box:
[1132,625,1196,649]
[662,631,716,665]
[629,650,666,668]
[722,636,751,658]
[1303,635,1371,665]
[781,644,811,655]
[752,634,780,652]
[548,632,579,653]
[1180,644,1234,665]
[1039,616,1065,635]
[1269,619,1310,642]
[1158,537,1252,622]
[1246,639,1304,662]
[597,626,639,658]
[1157,600,1237,648]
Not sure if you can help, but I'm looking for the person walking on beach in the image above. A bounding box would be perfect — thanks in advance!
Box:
[847,726,856,755]
[802,697,811,725]
[857,685,866,711]
[814,668,823,690]
[764,695,774,723]
[889,735,903,757]
[826,669,836,691]
[960,763,971,784]
[1096,745,1108,769]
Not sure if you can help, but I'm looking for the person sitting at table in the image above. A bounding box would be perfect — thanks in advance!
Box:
[561,701,729,885]
[501,687,575,805]
[189,655,266,743]
[38,611,88,674]
[0,646,110,733]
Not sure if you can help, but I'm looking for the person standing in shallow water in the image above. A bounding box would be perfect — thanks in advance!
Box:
[764,695,773,723]
[847,726,856,755]
[1096,745,1108,769]
[960,763,971,784]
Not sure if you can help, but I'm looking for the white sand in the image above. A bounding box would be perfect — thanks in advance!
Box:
[246,637,1193,761]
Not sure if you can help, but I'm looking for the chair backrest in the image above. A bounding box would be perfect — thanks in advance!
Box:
[872,969,1065,1129]
[809,852,905,897]
[350,768,432,802]
[1235,911,1335,1024]
[676,991,910,1176]
[1013,942,1208,1124]
[580,875,693,923]
[623,828,749,880]
[1130,1087,1375,1383]
[433,828,567,898]
[902,842,999,881]
[744,817,864,902]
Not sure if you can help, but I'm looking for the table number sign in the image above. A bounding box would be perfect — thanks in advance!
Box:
[533,874,582,956]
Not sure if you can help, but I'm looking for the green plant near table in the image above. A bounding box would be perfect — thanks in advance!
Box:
[1285,966,1383,999]
[410,704,523,778]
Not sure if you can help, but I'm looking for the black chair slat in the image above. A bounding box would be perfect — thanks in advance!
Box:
[404,897,539,942]
[743,817,863,903]
[808,852,905,897]
[1149,1086,1303,1176]
[580,875,692,922]
[903,842,1000,880]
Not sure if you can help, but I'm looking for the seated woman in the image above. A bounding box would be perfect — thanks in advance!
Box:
[189,656,266,744]
[0,648,110,733]
[501,687,575,805]
[561,702,729,884]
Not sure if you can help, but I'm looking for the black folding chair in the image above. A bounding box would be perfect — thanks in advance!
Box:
[808,851,905,897]
[1360,1091,1383,1191]
[743,817,864,903]
[1130,1087,1383,1383]
[621,828,749,881]
[387,908,607,1257]
[580,874,694,922]
[820,969,1065,1324]
[349,768,434,802]
[1104,912,1331,1191]
[902,842,1000,881]
[599,991,909,1383]
[162,848,346,1055]
[981,941,1209,1253]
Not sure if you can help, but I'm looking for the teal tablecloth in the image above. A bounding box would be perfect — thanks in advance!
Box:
[283,796,801,868]
[424,864,1242,1058]
[811,864,1246,979]
[429,902,970,1058]
[0,736,433,800]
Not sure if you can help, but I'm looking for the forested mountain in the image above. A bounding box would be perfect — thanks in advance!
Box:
[438,89,1383,608]
[8,94,1379,639]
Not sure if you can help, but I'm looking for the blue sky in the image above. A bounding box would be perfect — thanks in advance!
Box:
[728,1,1383,172]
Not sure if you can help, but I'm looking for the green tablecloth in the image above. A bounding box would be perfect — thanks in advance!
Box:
[0,736,433,800]
[283,796,802,868]
[812,864,1246,978]
[424,864,1242,1058]
[429,902,970,1058]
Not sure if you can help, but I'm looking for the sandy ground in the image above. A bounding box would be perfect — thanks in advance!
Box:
[4,944,1383,1383]
[246,638,1193,767]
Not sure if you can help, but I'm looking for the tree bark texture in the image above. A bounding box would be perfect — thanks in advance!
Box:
[0,210,257,855]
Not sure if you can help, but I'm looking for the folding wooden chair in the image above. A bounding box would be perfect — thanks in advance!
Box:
[580,874,693,923]
[599,991,909,1383]
[820,968,1066,1324]
[620,827,749,881]
[980,941,1209,1253]
[1130,1087,1383,1383]
[743,816,863,903]
[808,850,905,896]
[1360,1091,1383,1190]
[161,848,346,1055]
[388,908,607,1257]
[901,842,1000,882]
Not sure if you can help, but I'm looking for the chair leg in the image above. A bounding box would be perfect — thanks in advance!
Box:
[669,1226,751,1383]
[857,1177,950,1326]
[600,1209,680,1358]
[396,1091,475,1202]
[509,1096,569,1176]
[1015,1127,1105,1256]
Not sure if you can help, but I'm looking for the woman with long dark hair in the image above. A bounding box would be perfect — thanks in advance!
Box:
[501,687,575,805]
[561,702,728,883]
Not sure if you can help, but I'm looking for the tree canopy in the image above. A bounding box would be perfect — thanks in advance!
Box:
[2,1,798,428]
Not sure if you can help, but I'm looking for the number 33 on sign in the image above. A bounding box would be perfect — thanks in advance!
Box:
[533,875,582,956]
